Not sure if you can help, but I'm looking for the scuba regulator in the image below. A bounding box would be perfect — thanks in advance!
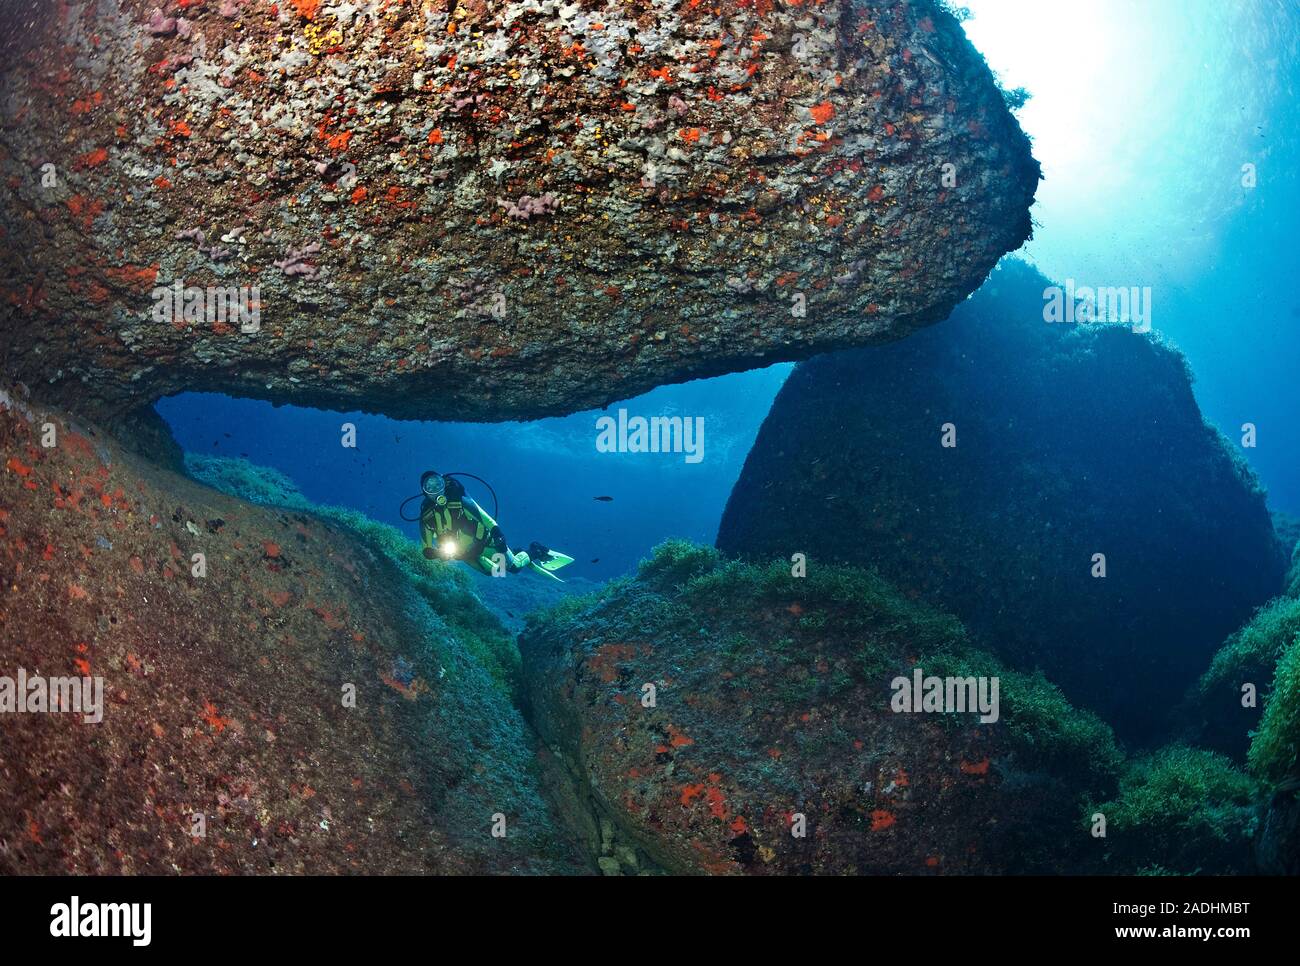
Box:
[400,470,500,521]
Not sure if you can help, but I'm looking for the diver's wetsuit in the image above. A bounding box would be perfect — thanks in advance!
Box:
[419,476,525,575]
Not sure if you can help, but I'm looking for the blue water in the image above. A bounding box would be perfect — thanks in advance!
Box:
[960,0,1300,515]
[159,364,790,581]
[160,0,1300,576]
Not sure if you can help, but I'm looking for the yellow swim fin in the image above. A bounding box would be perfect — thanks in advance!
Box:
[526,545,573,581]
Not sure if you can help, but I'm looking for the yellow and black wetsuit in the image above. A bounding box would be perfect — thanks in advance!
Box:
[420,476,524,575]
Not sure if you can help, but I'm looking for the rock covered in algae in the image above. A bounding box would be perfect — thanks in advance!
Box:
[0,0,1036,423]
[715,259,1288,740]
[519,541,1121,875]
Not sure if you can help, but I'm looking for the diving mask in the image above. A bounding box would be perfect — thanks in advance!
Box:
[421,471,445,498]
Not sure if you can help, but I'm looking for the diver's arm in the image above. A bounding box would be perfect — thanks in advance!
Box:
[462,496,501,543]
[461,494,488,524]
[419,501,437,558]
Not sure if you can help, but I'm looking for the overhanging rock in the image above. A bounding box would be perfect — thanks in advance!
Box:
[0,0,1037,423]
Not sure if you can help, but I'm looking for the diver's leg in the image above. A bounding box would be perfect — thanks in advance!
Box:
[486,526,529,573]
[475,547,527,575]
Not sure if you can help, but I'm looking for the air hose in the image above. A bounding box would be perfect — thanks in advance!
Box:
[398,471,500,521]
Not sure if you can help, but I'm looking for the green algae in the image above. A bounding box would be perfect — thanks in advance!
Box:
[539,541,1120,795]
[521,540,1133,873]
[642,539,967,651]
[1199,595,1300,705]
[1091,746,1259,875]
[183,454,312,510]
[1247,631,1300,785]
[921,650,1124,797]
[1188,590,1300,761]
[310,505,522,696]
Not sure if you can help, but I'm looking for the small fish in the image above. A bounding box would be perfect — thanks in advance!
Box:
[590,558,600,564]
[593,495,614,502]
[917,45,947,70]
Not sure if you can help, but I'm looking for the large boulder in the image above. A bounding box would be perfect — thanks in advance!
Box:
[519,541,1122,875]
[0,0,1035,424]
[716,260,1288,740]
[0,390,584,873]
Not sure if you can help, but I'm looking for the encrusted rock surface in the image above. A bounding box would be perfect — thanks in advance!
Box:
[716,260,1288,740]
[0,391,585,873]
[1,0,1036,423]
[519,542,1119,875]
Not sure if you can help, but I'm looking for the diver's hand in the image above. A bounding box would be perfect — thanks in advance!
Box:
[423,547,436,559]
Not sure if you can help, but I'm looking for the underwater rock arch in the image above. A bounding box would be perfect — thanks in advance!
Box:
[1,0,1036,425]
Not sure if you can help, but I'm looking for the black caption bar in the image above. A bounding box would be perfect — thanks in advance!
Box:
[0,874,1286,952]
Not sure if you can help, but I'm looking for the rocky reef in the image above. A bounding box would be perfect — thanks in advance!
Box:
[4,380,1282,874]
[716,259,1288,740]
[0,393,586,873]
[1164,526,1300,874]
[517,539,1289,875]
[7,0,1285,882]
[1241,560,1300,874]
[1188,589,1300,760]
[518,540,1123,874]
[1199,584,1300,874]
[0,0,1036,425]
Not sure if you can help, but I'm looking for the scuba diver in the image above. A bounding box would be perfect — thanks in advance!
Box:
[408,470,573,580]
